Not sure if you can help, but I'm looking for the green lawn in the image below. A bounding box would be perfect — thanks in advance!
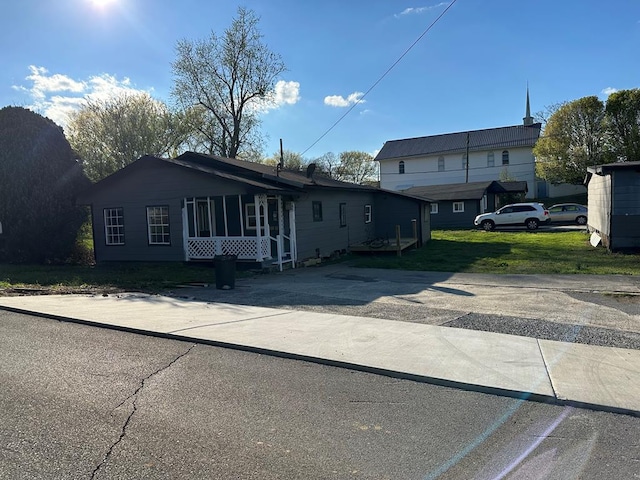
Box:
[1,230,638,293]
[351,230,639,275]
[0,262,217,293]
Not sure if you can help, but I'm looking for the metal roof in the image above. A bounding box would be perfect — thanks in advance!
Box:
[402,181,527,201]
[375,124,542,161]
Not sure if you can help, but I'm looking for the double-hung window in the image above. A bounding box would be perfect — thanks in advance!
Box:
[104,208,125,245]
[147,206,170,245]
[364,204,372,223]
[453,201,465,213]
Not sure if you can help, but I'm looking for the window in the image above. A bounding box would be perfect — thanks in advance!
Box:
[147,206,170,245]
[487,152,495,167]
[399,161,405,174]
[339,203,347,227]
[364,204,372,223]
[312,201,323,222]
[245,203,257,229]
[502,150,510,165]
[462,154,468,170]
[430,203,439,214]
[104,208,125,245]
[453,201,465,213]
[438,156,445,172]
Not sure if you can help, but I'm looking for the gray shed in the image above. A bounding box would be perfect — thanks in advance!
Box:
[585,161,640,251]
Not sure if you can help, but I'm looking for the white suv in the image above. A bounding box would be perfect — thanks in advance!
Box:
[474,203,550,231]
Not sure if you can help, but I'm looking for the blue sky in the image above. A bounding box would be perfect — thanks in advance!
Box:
[2,0,639,160]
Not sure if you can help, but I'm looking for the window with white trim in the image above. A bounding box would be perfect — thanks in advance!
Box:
[245,203,257,229]
[453,201,465,213]
[147,206,170,245]
[364,204,372,223]
[502,150,510,165]
[430,203,439,214]
[399,161,405,174]
[438,156,445,172]
[104,208,125,245]
[487,152,495,167]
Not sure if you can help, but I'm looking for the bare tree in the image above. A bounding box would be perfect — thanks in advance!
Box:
[171,7,286,159]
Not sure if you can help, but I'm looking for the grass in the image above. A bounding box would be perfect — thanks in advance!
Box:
[351,229,640,275]
[1,230,637,293]
[0,262,218,293]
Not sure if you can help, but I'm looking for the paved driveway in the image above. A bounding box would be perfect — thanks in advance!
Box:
[167,264,640,346]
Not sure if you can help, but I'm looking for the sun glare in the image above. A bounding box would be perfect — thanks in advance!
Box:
[90,0,117,8]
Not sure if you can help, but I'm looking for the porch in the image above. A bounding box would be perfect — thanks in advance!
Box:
[182,194,297,271]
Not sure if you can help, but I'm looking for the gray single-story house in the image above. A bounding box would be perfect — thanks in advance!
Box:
[401,181,528,229]
[77,152,431,268]
[585,161,640,251]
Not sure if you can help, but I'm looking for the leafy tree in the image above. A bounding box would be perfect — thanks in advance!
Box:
[0,107,90,263]
[334,151,378,184]
[171,7,286,159]
[263,150,307,171]
[534,96,609,184]
[314,152,340,178]
[67,92,187,182]
[605,88,640,162]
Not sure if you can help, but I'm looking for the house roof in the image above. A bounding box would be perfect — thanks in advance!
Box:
[587,160,640,175]
[375,123,542,161]
[402,181,527,201]
[78,152,430,204]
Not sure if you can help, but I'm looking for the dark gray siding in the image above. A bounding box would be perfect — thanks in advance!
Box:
[373,194,423,241]
[295,190,377,260]
[89,161,254,262]
[430,200,482,229]
[611,170,640,250]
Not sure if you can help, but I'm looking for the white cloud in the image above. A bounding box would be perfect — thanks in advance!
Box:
[245,80,301,114]
[601,87,618,96]
[395,3,449,18]
[12,65,148,126]
[324,92,366,108]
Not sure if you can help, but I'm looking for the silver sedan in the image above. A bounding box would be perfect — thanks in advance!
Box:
[547,203,588,225]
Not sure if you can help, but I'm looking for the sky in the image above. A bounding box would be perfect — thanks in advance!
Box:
[2,0,639,161]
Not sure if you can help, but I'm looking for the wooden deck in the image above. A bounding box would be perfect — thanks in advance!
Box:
[349,237,418,255]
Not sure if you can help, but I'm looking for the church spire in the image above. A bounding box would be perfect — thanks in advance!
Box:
[523,84,534,126]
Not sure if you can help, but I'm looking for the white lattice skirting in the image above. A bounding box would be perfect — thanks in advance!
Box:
[187,237,271,260]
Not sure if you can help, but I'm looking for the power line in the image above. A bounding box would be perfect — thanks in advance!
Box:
[301,0,460,157]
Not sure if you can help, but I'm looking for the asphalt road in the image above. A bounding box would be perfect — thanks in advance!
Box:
[1,311,639,480]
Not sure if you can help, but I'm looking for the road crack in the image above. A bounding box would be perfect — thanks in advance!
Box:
[90,343,196,479]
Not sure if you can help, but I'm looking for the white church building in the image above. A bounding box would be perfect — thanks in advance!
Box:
[375,91,585,200]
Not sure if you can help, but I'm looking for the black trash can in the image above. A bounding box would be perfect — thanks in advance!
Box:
[214,254,237,290]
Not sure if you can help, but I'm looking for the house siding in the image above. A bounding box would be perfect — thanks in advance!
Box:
[89,161,255,262]
[373,194,427,243]
[294,189,377,260]
[380,146,536,197]
[430,200,482,229]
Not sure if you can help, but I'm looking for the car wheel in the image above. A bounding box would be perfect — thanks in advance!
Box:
[525,218,539,230]
[481,220,495,231]
[576,216,587,225]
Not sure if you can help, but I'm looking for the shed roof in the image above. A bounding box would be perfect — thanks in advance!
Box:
[375,124,542,161]
[587,161,640,175]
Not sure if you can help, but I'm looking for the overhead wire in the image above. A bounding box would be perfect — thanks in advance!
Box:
[301,0,460,157]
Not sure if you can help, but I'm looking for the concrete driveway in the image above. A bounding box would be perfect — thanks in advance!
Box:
[167,263,640,337]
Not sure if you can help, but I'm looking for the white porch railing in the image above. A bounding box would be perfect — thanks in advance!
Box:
[187,236,271,261]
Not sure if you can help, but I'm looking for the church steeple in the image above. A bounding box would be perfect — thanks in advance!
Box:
[523,85,534,126]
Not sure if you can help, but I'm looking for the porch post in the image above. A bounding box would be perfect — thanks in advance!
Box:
[276,196,284,271]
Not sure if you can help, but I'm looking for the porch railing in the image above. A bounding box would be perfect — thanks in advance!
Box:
[186,236,271,261]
